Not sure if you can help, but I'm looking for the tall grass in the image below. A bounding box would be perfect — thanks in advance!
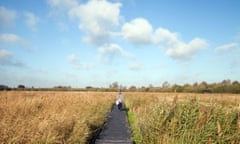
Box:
[125,93,240,144]
[0,91,115,143]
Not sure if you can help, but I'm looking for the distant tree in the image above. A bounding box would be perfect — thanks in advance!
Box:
[120,85,127,91]
[0,85,9,90]
[193,82,198,87]
[129,85,137,92]
[199,81,208,88]
[232,80,240,93]
[183,83,194,92]
[137,86,149,92]
[86,86,93,89]
[18,85,25,89]
[109,82,119,89]
[172,84,183,92]
[162,81,170,88]
[232,80,239,86]
[148,84,153,88]
[221,79,231,86]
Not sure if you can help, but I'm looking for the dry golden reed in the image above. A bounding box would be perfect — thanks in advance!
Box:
[0,91,115,143]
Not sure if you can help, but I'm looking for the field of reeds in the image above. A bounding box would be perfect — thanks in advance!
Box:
[124,93,240,144]
[1,91,240,144]
[0,91,115,143]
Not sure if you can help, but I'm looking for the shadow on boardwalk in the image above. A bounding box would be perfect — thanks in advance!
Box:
[90,105,133,144]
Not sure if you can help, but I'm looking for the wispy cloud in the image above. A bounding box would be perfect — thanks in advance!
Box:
[0,33,28,46]
[215,43,238,51]
[99,43,133,63]
[230,57,240,68]
[67,54,92,69]
[24,12,40,32]
[0,49,12,61]
[47,0,78,11]
[56,22,69,32]
[0,49,25,67]
[129,63,141,71]
[0,6,16,28]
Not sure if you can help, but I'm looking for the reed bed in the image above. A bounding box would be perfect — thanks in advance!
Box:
[124,92,240,144]
[0,91,115,143]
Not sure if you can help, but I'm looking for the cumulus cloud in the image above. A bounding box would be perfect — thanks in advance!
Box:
[154,28,208,60]
[47,0,122,45]
[68,0,122,45]
[165,38,208,60]
[122,18,153,45]
[0,6,16,28]
[153,28,179,47]
[67,54,92,69]
[47,1,208,61]
[24,12,40,31]
[215,43,238,51]
[99,43,133,63]
[121,18,208,60]
[0,33,27,45]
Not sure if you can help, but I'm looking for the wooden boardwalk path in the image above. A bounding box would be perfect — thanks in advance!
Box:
[93,105,133,144]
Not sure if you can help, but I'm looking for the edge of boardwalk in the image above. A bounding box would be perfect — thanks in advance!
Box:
[89,104,133,144]
[88,104,114,144]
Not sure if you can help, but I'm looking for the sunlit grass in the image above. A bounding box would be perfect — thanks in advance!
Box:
[2,91,239,143]
[125,92,240,144]
[0,91,115,143]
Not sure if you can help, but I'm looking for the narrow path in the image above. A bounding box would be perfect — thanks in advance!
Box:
[94,105,133,144]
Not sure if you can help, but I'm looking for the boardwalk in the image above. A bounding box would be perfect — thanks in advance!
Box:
[94,105,133,144]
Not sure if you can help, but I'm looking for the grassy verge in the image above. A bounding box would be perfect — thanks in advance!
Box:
[126,111,142,144]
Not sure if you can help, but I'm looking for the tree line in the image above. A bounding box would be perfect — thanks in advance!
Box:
[1,79,240,93]
[109,80,240,93]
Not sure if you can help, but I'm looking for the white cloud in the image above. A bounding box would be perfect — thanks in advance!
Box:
[122,18,153,45]
[215,43,238,51]
[99,43,133,63]
[0,6,16,28]
[47,0,208,61]
[24,12,40,31]
[165,38,208,60]
[68,0,122,45]
[153,28,179,47]
[0,33,27,45]
[154,28,208,60]
[121,18,208,60]
[67,54,92,69]
[129,63,140,71]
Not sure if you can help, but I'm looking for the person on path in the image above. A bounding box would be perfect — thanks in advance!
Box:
[116,91,123,110]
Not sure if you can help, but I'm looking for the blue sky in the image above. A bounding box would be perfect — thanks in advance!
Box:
[0,0,240,88]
